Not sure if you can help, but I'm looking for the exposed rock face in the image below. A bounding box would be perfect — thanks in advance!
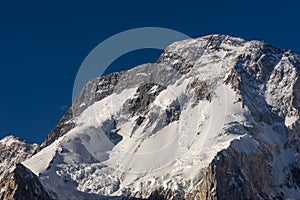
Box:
[191,79,212,101]
[0,136,38,180]
[147,189,184,200]
[123,83,167,116]
[187,140,300,200]
[186,147,273,200]
[0,164,51,200]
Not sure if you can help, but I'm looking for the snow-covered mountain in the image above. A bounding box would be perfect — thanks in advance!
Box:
[1,34,300,199]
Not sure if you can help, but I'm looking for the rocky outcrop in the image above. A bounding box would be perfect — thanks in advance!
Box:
[191,79,212,101]
[0,164,51,200]
[186,147,272,200]
[0,136,38,180]
[123,83,166,116]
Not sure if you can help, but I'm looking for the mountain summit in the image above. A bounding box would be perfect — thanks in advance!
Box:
[1,34,300,199]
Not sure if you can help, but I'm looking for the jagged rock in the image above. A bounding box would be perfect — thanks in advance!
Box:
[191,79,212,101]
[186,147,273,200]
[123,83,166,115]
[0,164,51,200]
[0,136,38,180]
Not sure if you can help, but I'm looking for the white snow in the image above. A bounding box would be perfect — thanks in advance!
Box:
[0,135,19,146]
[285,115,298,127]
[24,77,247,198]
[23,136,64,175]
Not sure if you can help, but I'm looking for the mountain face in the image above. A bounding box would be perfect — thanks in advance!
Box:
[1,34,300,199]
[0,164,51,200]
[0,136,38,180]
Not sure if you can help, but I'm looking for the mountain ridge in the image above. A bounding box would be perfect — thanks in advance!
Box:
[1,34,300,199]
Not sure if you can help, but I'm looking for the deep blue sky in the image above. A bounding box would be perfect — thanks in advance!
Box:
[0,0,299,144]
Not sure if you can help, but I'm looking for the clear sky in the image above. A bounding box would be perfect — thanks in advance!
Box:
[0,0,299,144]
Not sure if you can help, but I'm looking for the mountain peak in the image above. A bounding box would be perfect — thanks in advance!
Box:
[0,135,39,180]
[2,34,300,199]
[0,135,22,145]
